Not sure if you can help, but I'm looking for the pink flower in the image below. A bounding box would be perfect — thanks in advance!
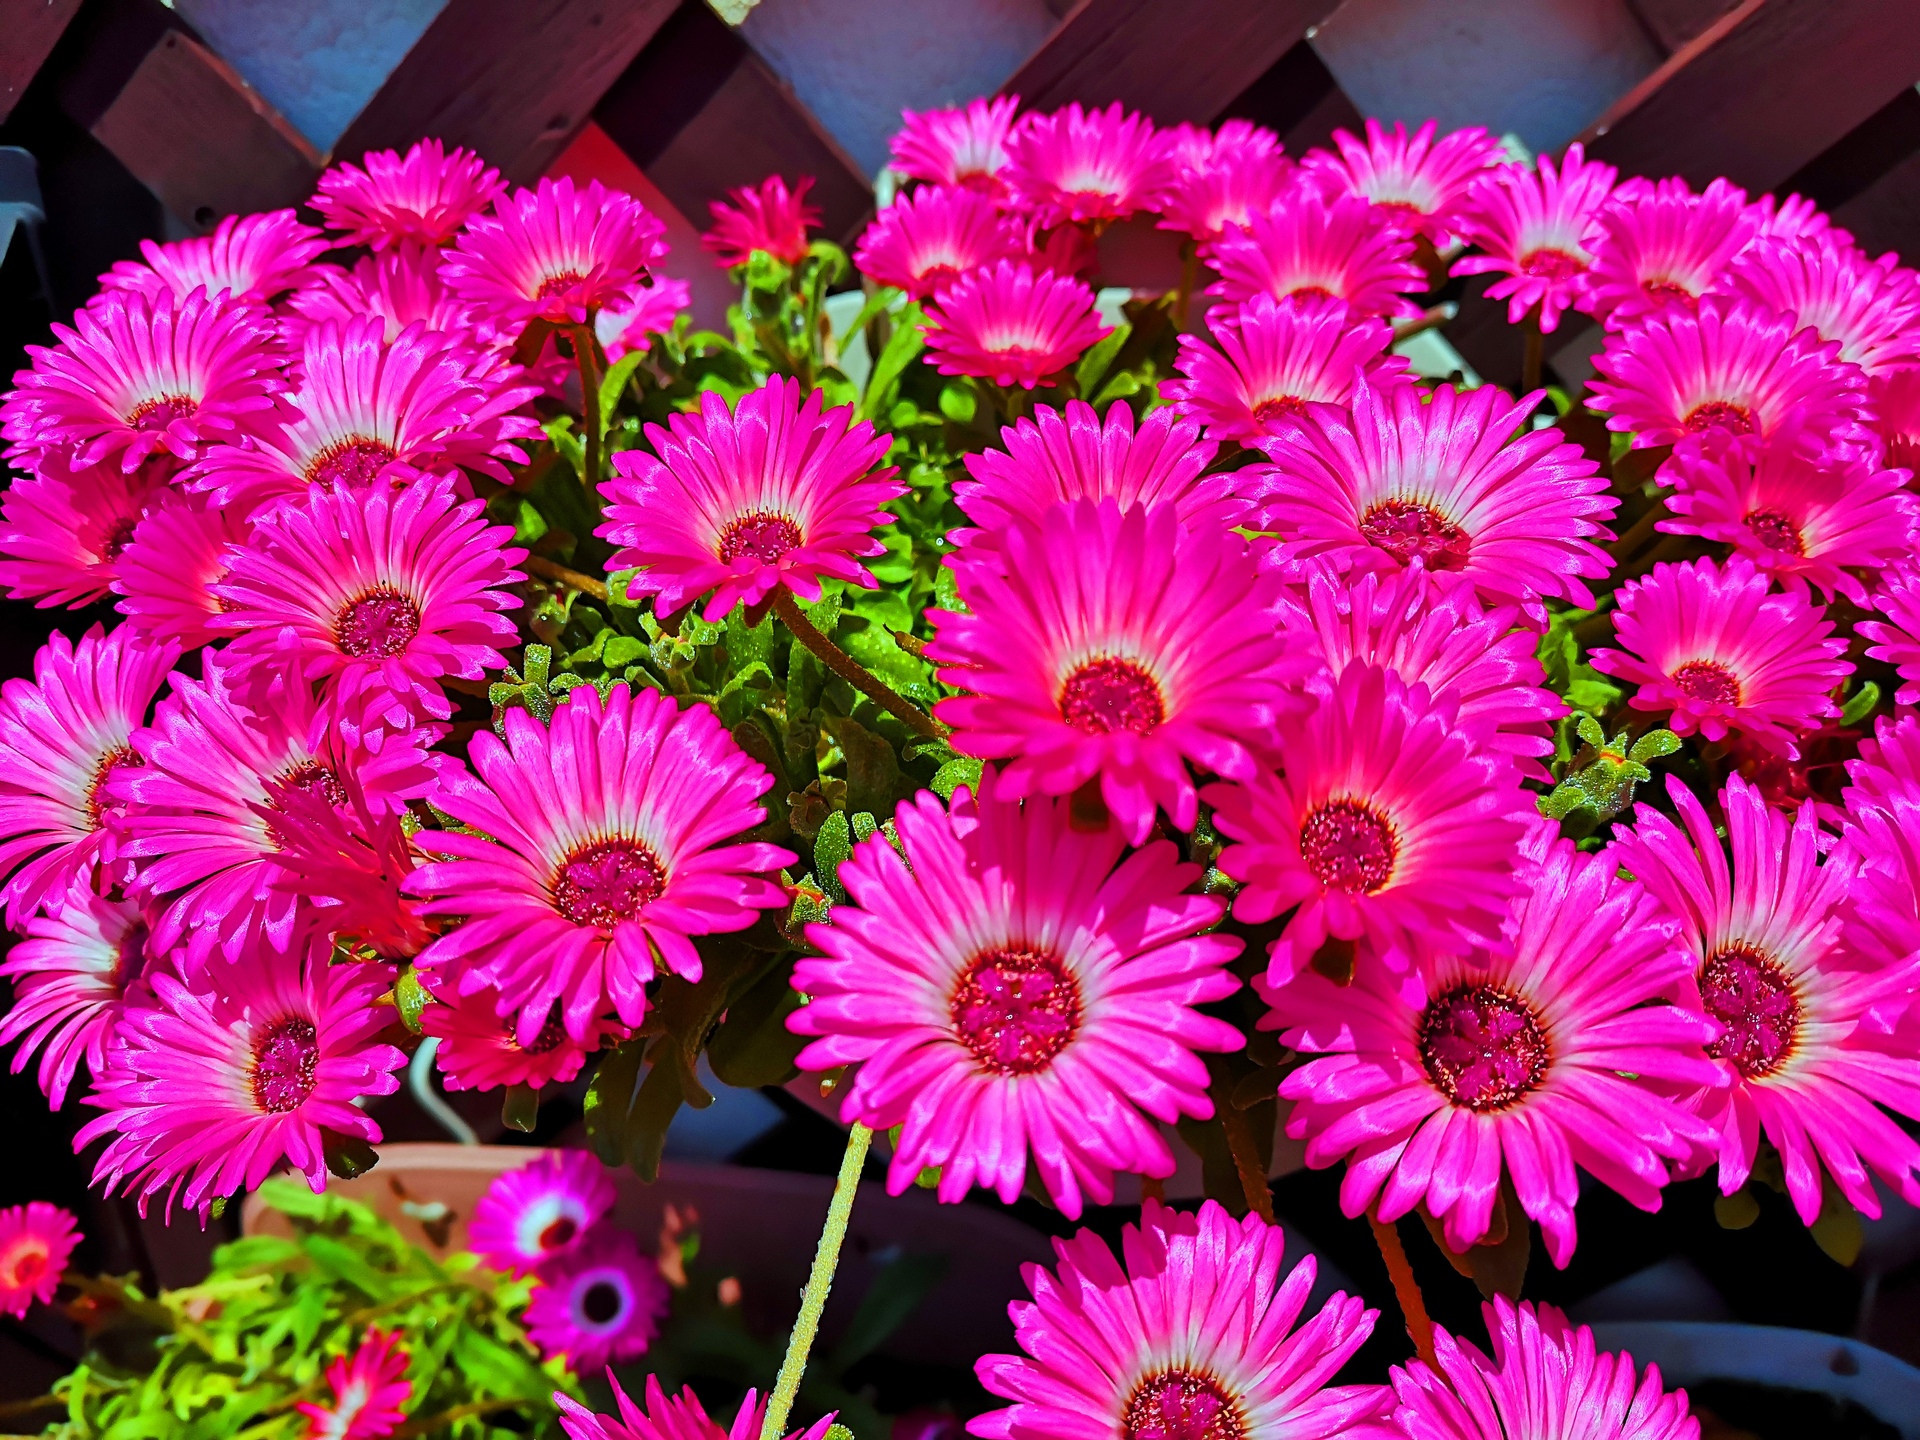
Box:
[0,624,178,925]
[287,249,475,347]
[0,1202,80,1318]
[422,982,622,1093]
[296,1328,412,1440]
[524,1228,669,1373]
[1846,713,1920,814]
[1252,378,1616,615]
[595,276,692,361]
[1379,1298,1699,1440]
[1871,364,1920,471]
[111,496,250,649]
[2,289,281,473]
[789,775,1245,1217]
[468,1148,616,1274]
[1301,119,1505,245]
[313,139,507,250]
[972,1199,1386,1440]
[853,186,1025,299]
[442,176,668,329]
[1156,119,1293,244]
[0,458,173,608]
[1206,664,1534,983]
[1267,830,1720,1262]
[598,375,902,621]
[1746,190,1835,245]
[99,210,327,306]
[891,96,1021,195]
[1616,775,1920,1225]
[1453,142,1618,332]
[1585,176,1756,327]
[1001,101,1173,226]
[1590,555,1850,755]
[921,260,1110,389]
[408,684,794,1045]
[77,938,404,1217]
[558,1374,837,1440]
[1165,293,1409,446]
[929,500,1310,843]
[1206,185,1428,319]
[214,474,524,738]
[1861,565,1920,704]
[1719,230,1920,375]
[702,175,819,268]
[264,767,433,960]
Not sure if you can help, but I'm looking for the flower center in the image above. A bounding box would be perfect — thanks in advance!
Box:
[1682,400,1754,435]
[1641,279,1699,306]
[1299,799,1397,894]
[580,1279,626,1326]
[1673,659,1741,706]
[334,584,422,658]
[949,947,1081,1076]
[1702,943,1800,1080]
[127,394,195,430]
[1419,982,1549,1110]
[251,1017,319,1114]
[1058,657,1165,735]
[101,517,139,562]
[1359,498,1471,570]
[1250,394,1312,424]
[1121,1370,1247,1440]
[111,918,152,991]
[1287,283,1339,304]
[7,1247,48,1286]
[552,838,667,928]
[536,270,588,299]
[281,760,350,808]
[1520,247,1586,281]
[1744,508,1805,556]
[538,1216,578,1252]
[85,745,139,829]
[306,437,398,490]
[717,511,803,566]
[505,1005,569,1055]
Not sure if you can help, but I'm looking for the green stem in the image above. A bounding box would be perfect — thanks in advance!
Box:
[1219,1104,1274,1224]
[571,323,603,500]
[771,591,944,740]
[1520,308,1543,395]
[1369,1209,1437,1370]
[1173,241,1197,330]
[761,1123,873,1440]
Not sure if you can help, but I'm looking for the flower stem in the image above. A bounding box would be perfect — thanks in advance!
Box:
[1368,1209,1438,1370]
[762,1122,874,1440]
[523,553,609,600]
[1520,308,1543,395]
[1220,1103,1275,1224]
[570,322,603,501]
[1173,241,1197,330]
[771,591,944,740]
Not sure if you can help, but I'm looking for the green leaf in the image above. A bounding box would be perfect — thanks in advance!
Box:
[717,660,775,727]
[845,285,903,338]
[937,382,977,423]
[1074,322,1131,397]
[1629,729,1681,763]
[598,349,650,422]
[708,954,806,1089]
[814,809,853,905]
[821,714,904,817]
[826,1251,948,1375]
[1841,679,1882,729]
[931,757,982,800]
[1714,1187,1761,1230]
[860,304,927,420]
[394,967,430,1034]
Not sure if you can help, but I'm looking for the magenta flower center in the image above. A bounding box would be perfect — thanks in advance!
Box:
[718,511,803,566]
[1682,400,1754,435]
[307,437,399,490]
[281,759,350,808]
[1359,498,1471,571]
[1299,799,1398,894]
[536,270,588,300]
[251,1017,320,1114]
[552,838,667,928]
[1520,247,1586,281]
[950,947,1082,1076]
[1287,284,1339,304]
[1058,657,1165,735]
[111,918,152,992]
[1250,394,1311,424]
[579,1278,627,1326]
[1672,659,1741,706]
[85,744,139,829]
[1701,943,1800,1079]
[101,516,139,562]
[1121,1370,1247,1440]
[126,394,196,430]
[1744,508,1805,556]
[1419,983,1549,1111]
[1641,278,1698,307]
[335,584,422,658]
[9,1248,48,1285]
[538,1216,578,1252]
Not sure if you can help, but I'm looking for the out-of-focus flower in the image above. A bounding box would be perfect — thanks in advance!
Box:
[854,186,1025,299]
[0,1202,81,1319]
[295,1328,412,1440]
[892,96,1021,195]
[1155,119,1292,244]
[702,175,819,269]
[469,1148,616,1275]
[524,1228,669,1373]
[0,458,174,609]
[99,210,328,306]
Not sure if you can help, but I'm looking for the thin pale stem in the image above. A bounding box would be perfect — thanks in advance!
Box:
[761,1122,874,1440]
[1520,309,1544,395]
[523,553,610,600]
[1368,1209,1438,1370]
[1220,1104,1275,1224]
[1173,241,1197,330]
[772,591,944,740]
[570,323,603,500]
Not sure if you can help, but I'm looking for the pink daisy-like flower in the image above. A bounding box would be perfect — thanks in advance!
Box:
[286,249,474,348]
[596,276,692,362]
[111,496,250,650]
[1586,176,1756,327]
[1206,663,1534,983]
[1590,555,1850,755]
[789,775,1245,1216]
[524,1228,669,1373]
[295,1328,412,1440]
[1720,231,1920,375]
[214,473,524,738]
[892,96,1022,194]
[442,176,668,329]
[2,288,281,473]
[1252,378,1616,615]
[1156,119,1294,245]
[1206,185,1428,319]
[1616,775,1920,1224]
[1846,713,1920,814]
[597,374,902,621]
[0,623,178,925]
[313,139,507,251]
[263,767,432,959]
[1453,142,1619,332]
[0,458,173,608]
[468,1148,616,1274]
[421,983,622,1093]
[1861,564,1920,704]
[408,684,794,1045]
[922,259,1110,389]
[0,884,161,1109]
[1659,434,1916,600]
[972,1199,1386,1440]
[1871,364,1920,471]
[78,938,403,1217]
[1266,830,1720,1262]
[1746,190,1836,246]
[853,186,1025,300]
[702,175,819,269]
[99,210,327,307]
[1586,297,1869,454]
[1164,293,1410,446]
[1301,119,1504,245]
[928,500,1310,843]
[0,1202,80,1318]
[1001,101,1173,226]
[558,1374,838,1440]
[1377,1298,1699,1440]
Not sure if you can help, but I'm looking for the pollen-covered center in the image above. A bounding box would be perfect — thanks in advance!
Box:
[1359,498,1471,570]
[506,1005,569,1056]
[552,838,667,928]
[1682,400,1755,435]
[85,744,140,829]
[1744,508,1805,556]
[1641,279,1699,306]
[950,947,1082,1076]
[1520,247,1587,281]
[1058,656,1165,735]
[281,759,350,808]
[1251,393,1312,425]
[1121,1369,1248,1440]
[5,1245,50,1287]
[306,437,398,490]
[251,1017,320,1114]
[717,511,803,566]
[1286,283,1340,304]
[127,394,196,430]
[1419,983,1550,1110]
[334,584,422,658]
[1672,659,1741,706]
[1299,799,1398,894]
[536,270,588,300]
[1701,943,1800,1079]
